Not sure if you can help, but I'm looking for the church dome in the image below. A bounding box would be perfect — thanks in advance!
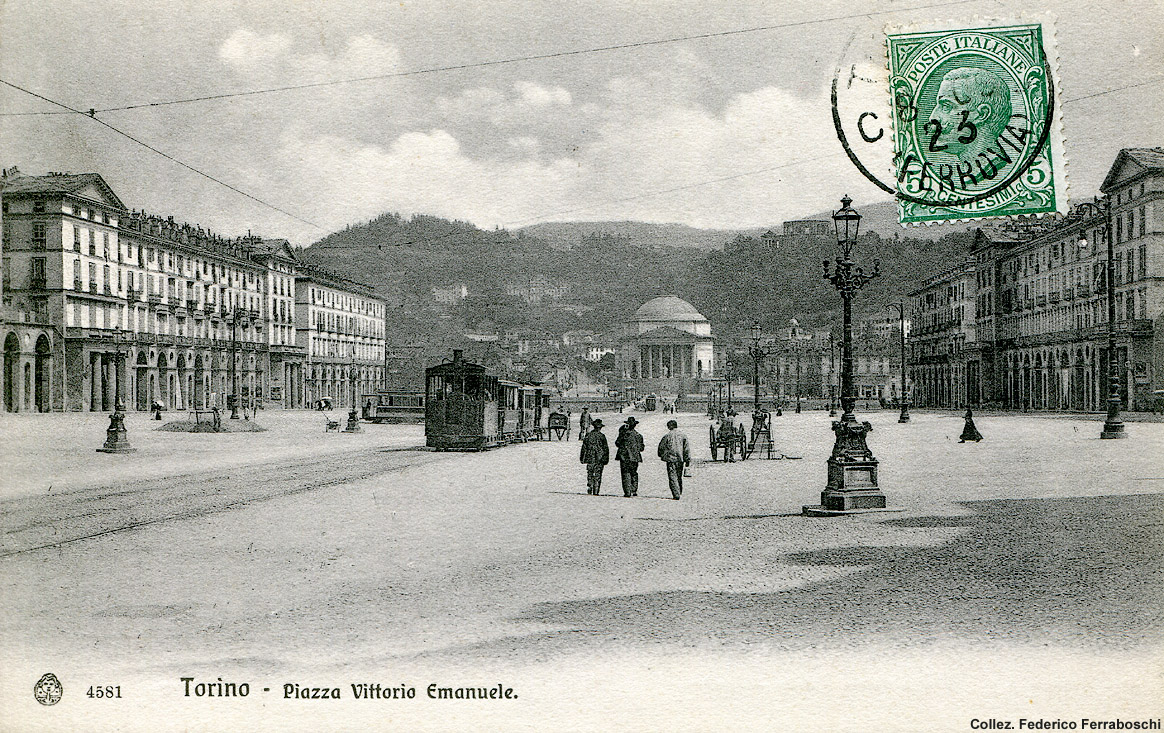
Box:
[633,295,706,322]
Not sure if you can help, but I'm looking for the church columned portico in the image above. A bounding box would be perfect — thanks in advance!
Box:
[640,344,697,378]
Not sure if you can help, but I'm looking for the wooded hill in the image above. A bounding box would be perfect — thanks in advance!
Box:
[300,209,972,347]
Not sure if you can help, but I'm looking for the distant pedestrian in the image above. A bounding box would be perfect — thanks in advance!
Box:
[615,416,644,497]
[579,418,609,495]
[959,406,983,443]
[566,409,573,440]
[579,406,593,438]
[657,419,691,500]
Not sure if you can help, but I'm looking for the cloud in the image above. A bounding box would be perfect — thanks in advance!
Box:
[269,76,882,236]
[218,28,400,86]
[218,29,293,67]
[514,81,571,107]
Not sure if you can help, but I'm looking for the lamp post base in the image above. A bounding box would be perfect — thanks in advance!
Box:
[808,418,890,516]
[344,410,362,433]
[898,407,910,423]
[97,413,135,454]
[1100,422,1126,439]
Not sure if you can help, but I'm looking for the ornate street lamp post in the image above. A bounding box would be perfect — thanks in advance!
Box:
[794,339,802,414]
[748,321,774,411]
[725,360,734,413]
[228,308,240,419]
[97,328,135,453]
[828,333,837,417]
[805,196,893,516]
[344,349,361,432]
[886,301,910,423]
[1076,197,1125,439]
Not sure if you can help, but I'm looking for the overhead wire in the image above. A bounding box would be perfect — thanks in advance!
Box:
[0,78,321,228]
[0,0,981,117]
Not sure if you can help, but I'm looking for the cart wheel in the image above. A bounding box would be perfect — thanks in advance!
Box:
[709,425,718,461]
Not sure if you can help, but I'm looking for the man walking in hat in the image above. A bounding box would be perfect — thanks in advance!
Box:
[657,419,691,500]
[615,416,645,497]
[579,418,609,495]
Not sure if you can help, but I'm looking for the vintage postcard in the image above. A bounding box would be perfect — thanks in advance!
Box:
[0,0,1161,731]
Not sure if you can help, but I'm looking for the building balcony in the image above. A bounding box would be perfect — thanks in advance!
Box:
[89,280,99,293]
[136,332,156,344]
[127,288,138,303]
[74,278,84,291]
[148,293,162,304]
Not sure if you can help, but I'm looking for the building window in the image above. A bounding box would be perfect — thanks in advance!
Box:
[1141,206,1147,237]
[2,224,9,248]
[31,222,46,250]
[103,232,110,259]
[73,227,81,251]
[33,200,45,214]
[89,230,96,255]
[103,212,110,225]
[30,257,46,288]
[73,260,81,287]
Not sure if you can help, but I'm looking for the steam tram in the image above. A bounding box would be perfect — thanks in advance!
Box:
[425,350,552,450]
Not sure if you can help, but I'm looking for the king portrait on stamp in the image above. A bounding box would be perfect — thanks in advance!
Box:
[886,22,1066,224]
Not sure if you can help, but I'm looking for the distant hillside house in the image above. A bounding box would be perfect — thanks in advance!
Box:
[432,282,468,305]
[505,277,570,304]
[464,321,500,342]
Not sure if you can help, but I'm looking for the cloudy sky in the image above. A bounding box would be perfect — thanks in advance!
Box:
[2,0,1161,245]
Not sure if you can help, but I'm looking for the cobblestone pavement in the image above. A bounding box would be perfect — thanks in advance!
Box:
[0,409,1161,732]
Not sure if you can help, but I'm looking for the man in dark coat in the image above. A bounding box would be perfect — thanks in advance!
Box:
[615,416,645,497]
[579,418,609,495]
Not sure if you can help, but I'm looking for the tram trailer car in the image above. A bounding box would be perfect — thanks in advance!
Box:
[519,385,552,441]
[497,379,524,443]
[362,390,426,423]
[426,350,501,450]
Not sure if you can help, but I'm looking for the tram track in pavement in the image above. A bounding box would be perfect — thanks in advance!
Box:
[0,444,449,559]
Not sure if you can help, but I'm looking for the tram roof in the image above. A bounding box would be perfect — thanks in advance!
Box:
[426,359,488,376]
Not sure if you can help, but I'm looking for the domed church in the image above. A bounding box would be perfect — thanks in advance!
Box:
[618,295,715,391]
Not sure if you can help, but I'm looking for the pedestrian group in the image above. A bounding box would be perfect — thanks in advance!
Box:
[580,415,691,500]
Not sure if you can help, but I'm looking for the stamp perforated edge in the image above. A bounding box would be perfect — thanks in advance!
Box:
[880,13,1068,227]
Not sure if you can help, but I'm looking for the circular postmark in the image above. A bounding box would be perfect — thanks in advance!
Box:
[34,672,63,706]
[832,22,1061,224]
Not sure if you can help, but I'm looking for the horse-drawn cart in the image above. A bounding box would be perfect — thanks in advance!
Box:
[709,421,748,461]
[548,411,570,440]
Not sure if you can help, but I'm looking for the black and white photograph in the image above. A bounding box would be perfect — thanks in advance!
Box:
[1,0,1162,730]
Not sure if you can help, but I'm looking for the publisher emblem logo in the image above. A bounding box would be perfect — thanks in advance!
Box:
[34,673,63,706]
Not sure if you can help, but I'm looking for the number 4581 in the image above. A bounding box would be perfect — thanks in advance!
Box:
[87,686,121,698]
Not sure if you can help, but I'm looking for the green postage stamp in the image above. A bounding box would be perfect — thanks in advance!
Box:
[886,22,1066,224]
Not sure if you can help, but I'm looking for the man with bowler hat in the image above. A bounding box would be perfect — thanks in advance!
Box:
[615,416,645,497]
[579,418,609,495]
